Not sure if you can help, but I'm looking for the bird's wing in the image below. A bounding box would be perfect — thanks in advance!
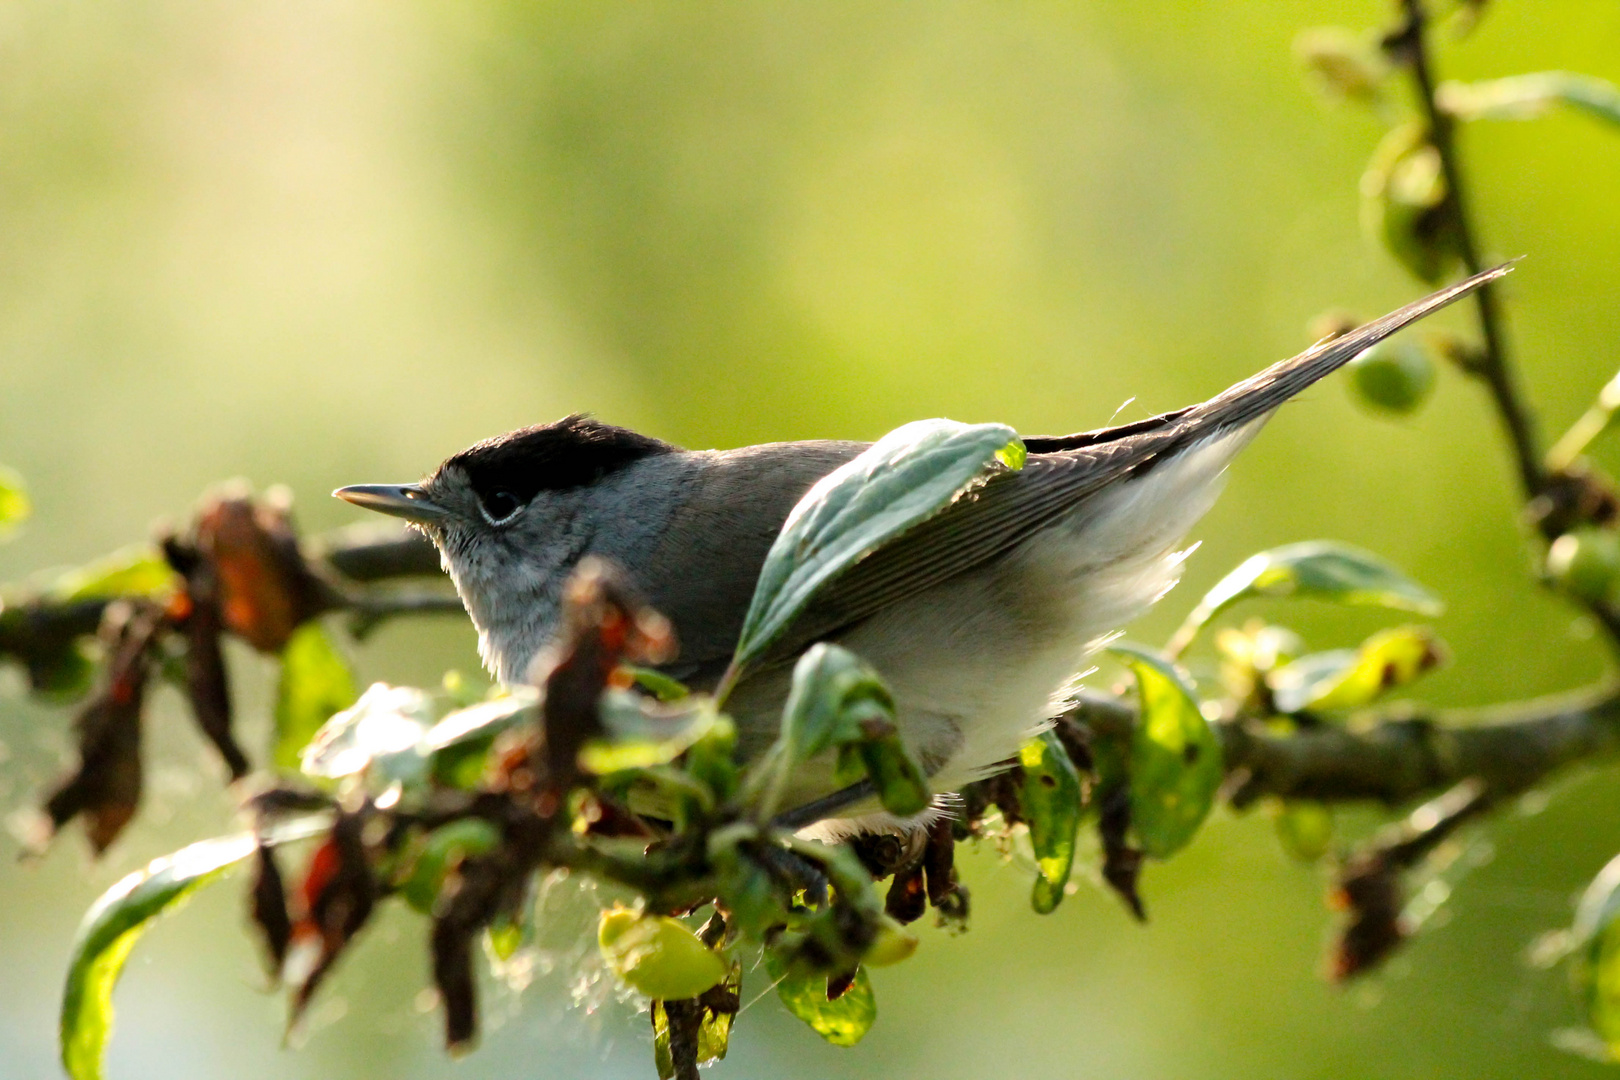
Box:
[764,263,1513,661]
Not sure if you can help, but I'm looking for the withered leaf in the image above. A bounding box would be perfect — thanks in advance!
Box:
[167,543,250,779]
[41,601,165,854]
[290,809,376,1023]
[251,839,292,977]
[196,494,335,654]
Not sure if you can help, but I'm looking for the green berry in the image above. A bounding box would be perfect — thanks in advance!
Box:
[1347,338,1435,415]
[1547,528,1620,606]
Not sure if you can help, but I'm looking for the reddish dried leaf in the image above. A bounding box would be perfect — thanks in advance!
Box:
[290,810,376,1022]
[176,555,250,778]
[41,602,164,854]
[195,495,334,653]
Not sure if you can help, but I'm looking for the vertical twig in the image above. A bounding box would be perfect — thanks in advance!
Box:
[1395,0,1544,502]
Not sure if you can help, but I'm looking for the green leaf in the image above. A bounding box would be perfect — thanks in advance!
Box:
[1439,71,1620,127]
[1294,26,1391,102]
[725,419,1022,687]
[1112,644,1222,859]
[421,692,538,789]
[276,622,360,771]
[742,643,926,820]
[580,689,726,774]
[1570,853,1620,1054]
[1280,625,1446,712]
[398,818,502,914]
[1019,731,1084,913]
[599,908,727,1000]
[623,666,690,702]
[1169,540,1442,656]
[61,818,326,1080]
[765,952,876,1047]
[0,465,29,537]
[49,546,180,604]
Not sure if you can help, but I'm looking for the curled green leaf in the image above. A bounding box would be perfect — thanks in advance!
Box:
[61,818,327,1080]
[724,419,1022,689]
[1271,625,1446,713]
[745,643,920,821]
[1112,644,1221,859]
[1168,540,1442,656]
[1019,731,1084,913]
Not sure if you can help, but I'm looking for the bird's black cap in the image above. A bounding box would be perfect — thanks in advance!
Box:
[439,415,677,505]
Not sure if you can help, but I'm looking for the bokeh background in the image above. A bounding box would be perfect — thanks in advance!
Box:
[4,1,1620,1077]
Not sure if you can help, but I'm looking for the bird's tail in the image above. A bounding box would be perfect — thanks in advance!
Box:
[1190,261,1515,434]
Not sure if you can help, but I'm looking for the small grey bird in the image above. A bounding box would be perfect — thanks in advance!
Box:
[337,265,1508,832]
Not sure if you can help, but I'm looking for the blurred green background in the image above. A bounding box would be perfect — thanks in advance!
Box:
[4,1,1620,1077]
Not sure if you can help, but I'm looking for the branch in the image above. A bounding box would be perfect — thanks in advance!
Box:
[1066,684,1620,808]
[0,524,458,671]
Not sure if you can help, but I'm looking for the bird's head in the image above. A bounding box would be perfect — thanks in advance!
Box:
[334,414,676,680]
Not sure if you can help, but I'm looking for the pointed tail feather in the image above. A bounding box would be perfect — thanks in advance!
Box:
[1193,261,1516,433]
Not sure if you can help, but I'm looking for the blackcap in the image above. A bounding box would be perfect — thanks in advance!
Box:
[337,265,1508,832]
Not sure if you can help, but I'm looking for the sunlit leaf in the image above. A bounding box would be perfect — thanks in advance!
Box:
[1169,540,1442,655]
[49,546,180,604]
[60,818,327,1080]
[1267,626,1445,714]
[1439,71,1620,127]
[276,622,359,771]
[765,952,876,1047]
[300,681,432,783]
[1569,852,1620,1055]
[726,419,1023,687]
[1019,731,1084,913]
[599,907,727,1001]
[1112,644,1222,859]
[0,465,29,537]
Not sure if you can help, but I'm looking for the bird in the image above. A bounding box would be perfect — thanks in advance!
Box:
[336,264,1510,834]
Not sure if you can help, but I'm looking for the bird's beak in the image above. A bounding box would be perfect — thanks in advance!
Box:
[333,483,449,524]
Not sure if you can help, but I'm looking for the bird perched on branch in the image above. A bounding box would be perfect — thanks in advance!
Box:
[337,264,1510,833]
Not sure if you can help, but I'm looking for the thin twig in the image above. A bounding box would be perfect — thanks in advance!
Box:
[1396,0,1544,502]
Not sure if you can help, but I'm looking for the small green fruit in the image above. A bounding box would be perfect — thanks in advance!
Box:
[598,906,727,1000]
[1347,338,1435,415]
[1547,528,1620,606]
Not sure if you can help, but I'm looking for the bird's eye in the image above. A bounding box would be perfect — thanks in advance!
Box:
[479,489,524,523]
